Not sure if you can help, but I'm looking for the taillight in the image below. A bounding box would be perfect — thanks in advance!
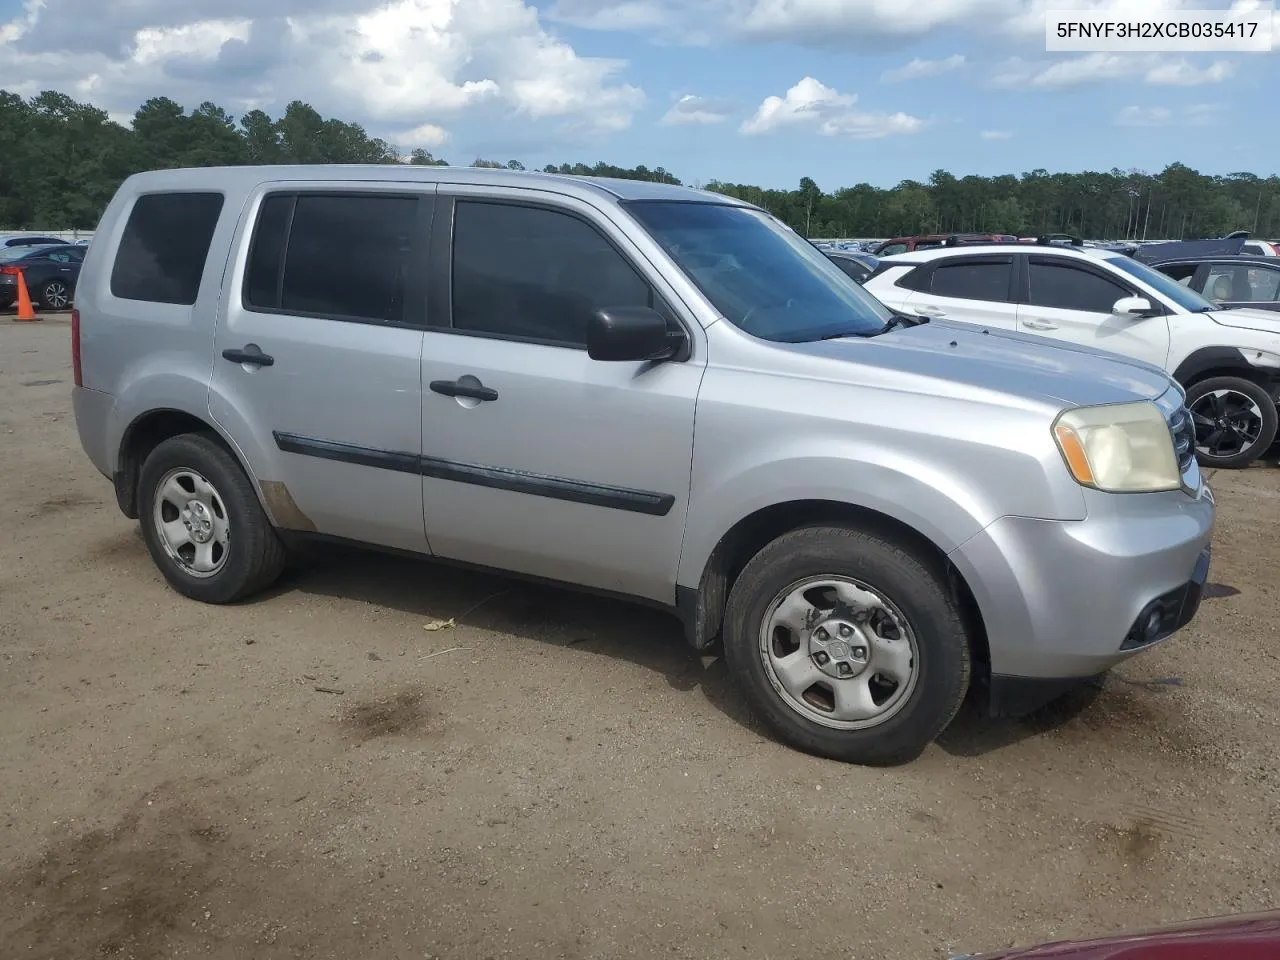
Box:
[71,307,83,387]
[0,265,19,275]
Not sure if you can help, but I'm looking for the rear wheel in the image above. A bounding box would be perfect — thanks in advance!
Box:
[138,433,286,603]
[1186,376,1277,469]
[722,525,971,766]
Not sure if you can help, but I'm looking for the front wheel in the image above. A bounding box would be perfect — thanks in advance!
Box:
[1186,376,1277,469]
[722,525,971,766]
[138,433,286,603]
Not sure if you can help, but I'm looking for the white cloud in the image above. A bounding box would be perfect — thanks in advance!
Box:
[659,94,734,126]
[1114,103,1220,126]
[546,0,676,30]
[980,129,1013,139]
[0,0,645,148]
[881,54,965,83]
[740,76,923,139]
[993,53,1239,89]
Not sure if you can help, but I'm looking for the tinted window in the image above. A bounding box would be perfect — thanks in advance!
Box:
[1027,261,1128,312]
[896,265,931,292]
[281,194,419,322]
[930,260,1012,301]
[1108,255,1216,313]
[111,192,224,304]
[452,201,652,345]
[829,257,871,283]
[879,243,908,256]
[1155,263,1198,285]
[244,194,293,311]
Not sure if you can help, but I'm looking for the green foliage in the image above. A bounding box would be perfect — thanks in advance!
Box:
[2,87,1277,239]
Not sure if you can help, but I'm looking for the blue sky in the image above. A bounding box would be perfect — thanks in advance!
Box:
[0,0,1276,190]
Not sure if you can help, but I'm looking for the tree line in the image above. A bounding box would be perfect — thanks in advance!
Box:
[1,88,1276,240]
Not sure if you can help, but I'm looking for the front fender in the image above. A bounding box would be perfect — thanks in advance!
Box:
[677,428,1086,590]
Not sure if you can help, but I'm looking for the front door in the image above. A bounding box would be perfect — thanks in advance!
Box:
[418,189,703,603]
[1017,255,1171,368]
[209,185,432,552]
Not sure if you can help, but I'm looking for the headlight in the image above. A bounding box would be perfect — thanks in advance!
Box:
[1052,401,1181,493]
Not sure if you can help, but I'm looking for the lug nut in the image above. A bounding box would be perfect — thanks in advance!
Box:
[838,662,853,676]
[815,651,830,665]
[816,628,828,641]
[852,646,868,660]
[839,624,853,638]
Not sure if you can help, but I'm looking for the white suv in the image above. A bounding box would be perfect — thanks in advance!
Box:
[865,243,1280,468]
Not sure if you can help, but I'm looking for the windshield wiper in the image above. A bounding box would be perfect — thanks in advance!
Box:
[875,312,930,334]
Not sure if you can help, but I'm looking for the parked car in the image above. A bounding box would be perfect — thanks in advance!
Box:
[0,233,66,248]
[1151,255,1280,313]
[72,166,1213,766]
[823,249,879,283]
[864,242,1280,468]
[871,233,1016,255]
[959,908,1280,958]
[0,242,84,310]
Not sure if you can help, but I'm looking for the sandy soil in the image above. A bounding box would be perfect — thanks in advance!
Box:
[2,315,1278,960]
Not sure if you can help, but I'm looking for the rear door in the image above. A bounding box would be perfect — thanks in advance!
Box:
[900,254,1018,328]
[1018,255,1171,367]
[208,184,432,552]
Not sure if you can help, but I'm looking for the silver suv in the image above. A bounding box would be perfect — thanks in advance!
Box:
[71,166,1215,765]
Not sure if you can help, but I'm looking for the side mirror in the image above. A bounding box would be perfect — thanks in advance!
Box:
[587,306,683,362]
[1113,296,1159,318]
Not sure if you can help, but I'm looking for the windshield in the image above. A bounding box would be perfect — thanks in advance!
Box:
[1107,254,1219,313]
[623,200,893,342]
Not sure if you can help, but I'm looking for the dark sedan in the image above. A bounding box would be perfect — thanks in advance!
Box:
[1151,256,1280,312]
[824,249,879,284]
[0,243,85,310]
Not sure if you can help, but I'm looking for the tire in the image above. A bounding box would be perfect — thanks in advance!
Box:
[138,432,286,603]
[40,280,71,311]
[1186,376,1278,469]
[722,525,970,766]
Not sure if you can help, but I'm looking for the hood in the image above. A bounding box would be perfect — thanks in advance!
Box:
[1209,307,1280,333]
[784,319,1174,408]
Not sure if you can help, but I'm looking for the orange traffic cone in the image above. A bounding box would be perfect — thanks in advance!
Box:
[13,268,39,322]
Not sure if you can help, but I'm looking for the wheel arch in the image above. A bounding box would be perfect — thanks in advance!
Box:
[1173,347,1280,397]
[115,408,263,520]
[675,498,989,672]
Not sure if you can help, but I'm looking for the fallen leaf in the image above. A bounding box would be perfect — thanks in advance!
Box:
[423,618,456,632]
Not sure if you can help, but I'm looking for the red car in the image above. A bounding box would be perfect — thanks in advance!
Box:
[962,910,1280,958]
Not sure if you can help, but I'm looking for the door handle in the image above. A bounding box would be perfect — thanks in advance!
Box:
[915,306,947,317]
[430,379,498,402]
[1022,319,1059,331]
[222,344,274,367]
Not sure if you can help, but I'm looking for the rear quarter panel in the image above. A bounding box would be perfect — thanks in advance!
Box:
[75,174,250,474]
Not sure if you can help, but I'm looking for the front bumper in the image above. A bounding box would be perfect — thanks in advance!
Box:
[948,483,1215,712]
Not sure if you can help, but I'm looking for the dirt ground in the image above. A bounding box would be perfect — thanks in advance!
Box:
[2,314,1278,960]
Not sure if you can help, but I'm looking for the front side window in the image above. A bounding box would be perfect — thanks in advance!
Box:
[625,200,892,343]
[1027,260,1129,313]
[930,260,1013,301]
[1205,264,1280,303]
[111,192,224,305]
[243,192,420,324]
[451,201,652,345]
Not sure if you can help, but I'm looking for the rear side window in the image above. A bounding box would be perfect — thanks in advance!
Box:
[244,192,422,324]
[894,265,930,292]
[1028,260,1129,312]
[110,192,224,304]
[930,260,1012,301]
